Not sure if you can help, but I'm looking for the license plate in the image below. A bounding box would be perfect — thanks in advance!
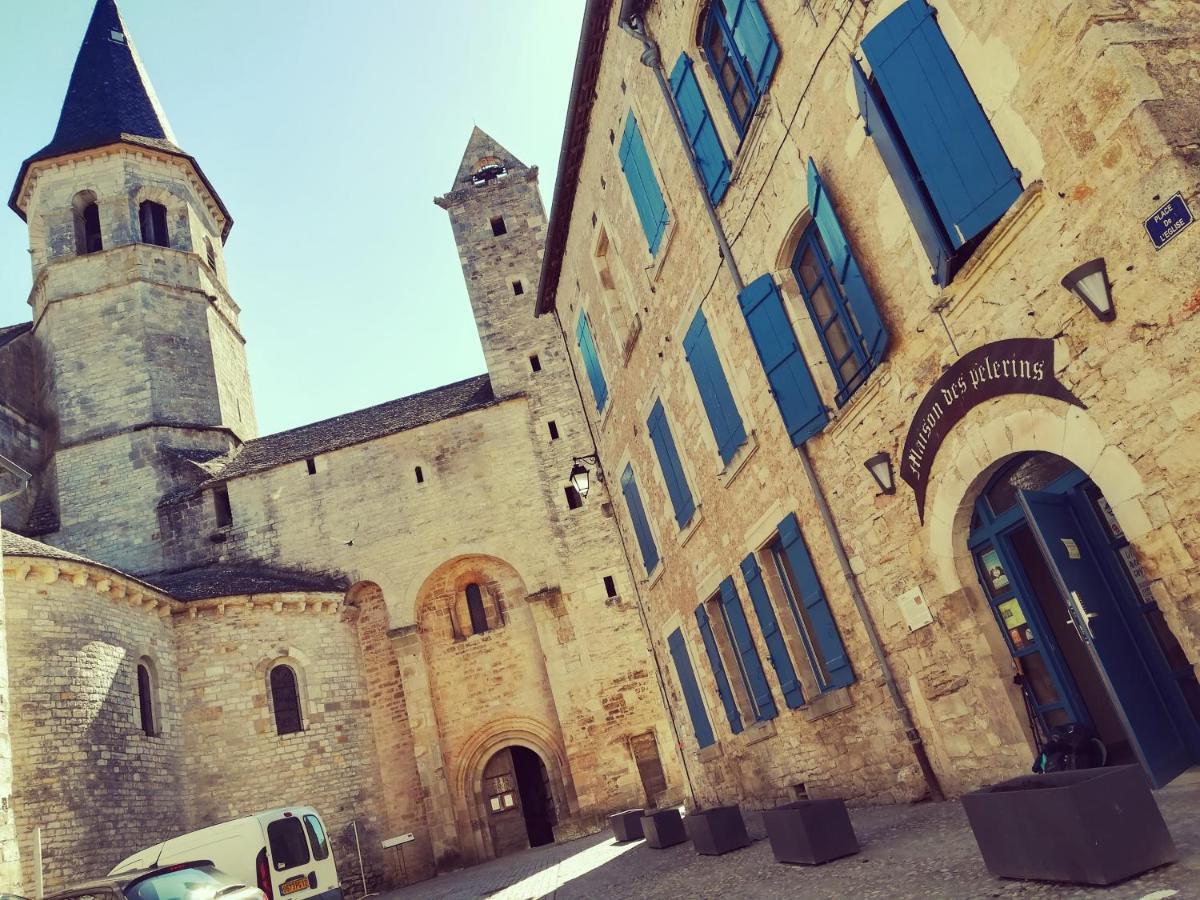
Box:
[280,876,309,896]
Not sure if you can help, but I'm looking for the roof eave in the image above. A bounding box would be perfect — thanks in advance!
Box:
[8,139,234,241]
[534,0,617,317]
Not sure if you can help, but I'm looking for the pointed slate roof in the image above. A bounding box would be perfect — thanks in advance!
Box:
[450,127,529,189]
[9,0,231,235]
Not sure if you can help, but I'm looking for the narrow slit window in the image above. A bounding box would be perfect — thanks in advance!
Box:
[213,487,233,528]
[529,354,542,373]
[512,280,524,296]
[490,216,507,236]
[139,200,170,248]
[205,237,217,271]
[604,575,618,598]
[565,485,583,510]
[548,421,559,440]
[81,202,102,254]
[305,457,317,475]
[415,466,425,484]
[466,583,489,634]
[137,661,156,736]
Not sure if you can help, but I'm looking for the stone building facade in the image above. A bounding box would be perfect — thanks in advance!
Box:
[0,0,683,894]
[538,0,1200,809]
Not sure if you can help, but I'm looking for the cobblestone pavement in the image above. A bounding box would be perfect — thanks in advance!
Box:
[382,771,1200,899]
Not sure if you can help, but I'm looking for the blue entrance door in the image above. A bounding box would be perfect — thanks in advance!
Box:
[1019,490,1193,786]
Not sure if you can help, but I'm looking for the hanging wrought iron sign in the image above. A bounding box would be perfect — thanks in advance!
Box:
[901,338,1085,523]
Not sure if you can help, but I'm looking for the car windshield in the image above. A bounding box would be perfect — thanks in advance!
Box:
[124,867,241,900]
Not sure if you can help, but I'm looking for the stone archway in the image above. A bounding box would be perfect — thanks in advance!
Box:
[453,717,574,863]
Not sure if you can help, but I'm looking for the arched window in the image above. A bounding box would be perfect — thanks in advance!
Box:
[137,658,157,736]
[73,191,102,255]
[270,664,304,735]
[466,583,488,635]
[139,200,170,247]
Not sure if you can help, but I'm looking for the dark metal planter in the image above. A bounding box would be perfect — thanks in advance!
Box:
[640,808,688,849]
[608,808,645,842]
[961,765,1178,885]
[761,799,859,865]
[683,805,750,856]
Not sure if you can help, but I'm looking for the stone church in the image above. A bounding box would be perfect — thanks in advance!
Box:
[0,0,683,892]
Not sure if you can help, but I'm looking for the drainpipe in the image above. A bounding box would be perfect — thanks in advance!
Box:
[619,9,945,802]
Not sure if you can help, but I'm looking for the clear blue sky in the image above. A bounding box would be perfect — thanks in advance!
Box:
[0,0,585,435]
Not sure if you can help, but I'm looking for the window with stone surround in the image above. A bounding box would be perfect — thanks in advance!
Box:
[466,583,489,634]
[73,190,102,255]
[139,200,170,248]
[269,664,304,735]
[491,215,507,236]
[700,0,779,138]
[213,487,233,529]
[137,657,159,736]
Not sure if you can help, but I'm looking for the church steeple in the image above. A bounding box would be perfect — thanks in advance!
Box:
[41,0,179,161]
[8,0,228,234]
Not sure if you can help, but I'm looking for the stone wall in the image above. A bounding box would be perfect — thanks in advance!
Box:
[4,561,184,893]
[552,0,1200,805]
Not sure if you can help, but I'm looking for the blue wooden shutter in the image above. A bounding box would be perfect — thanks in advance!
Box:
[669,54,731,204]
[719,576,777,720]
[619,111,671,254]
[741,554,805,709]
[683,309,746,464]
[647,399,695,528]
[575,312,608,412]
[668,627,715,748]
[777,513,854,689]
[806,159,889,369]
[862,0,1021,250]
[695,604,744,734]
[620,464,659,574]
[852,58,952,285]
[737,274,827,446]
[724,0,779,96]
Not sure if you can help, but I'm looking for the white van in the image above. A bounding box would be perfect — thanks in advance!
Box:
[110,807,342,900]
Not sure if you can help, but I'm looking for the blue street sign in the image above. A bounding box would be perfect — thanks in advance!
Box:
[1144,193,1194,250]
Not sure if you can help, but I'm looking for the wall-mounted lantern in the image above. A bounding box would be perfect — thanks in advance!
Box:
[1061,258,1115,323]
[864,452,895,496]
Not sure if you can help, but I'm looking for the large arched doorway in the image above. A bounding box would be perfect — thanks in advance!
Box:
[967,452,1200,786]
[481,746,556,856]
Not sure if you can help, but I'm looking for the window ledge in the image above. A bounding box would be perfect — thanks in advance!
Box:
[823,364,892,442]
[678,505,705,547]
[645,560,666,590]
[697,742,723,763]
[742,717,777,745]
[718,431,759,490]
[728,93,773,188]
[800,685,854,722]
[648,219,679,285]
[935,181,1047,320]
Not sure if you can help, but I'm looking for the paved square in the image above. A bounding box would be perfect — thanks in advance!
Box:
[383,772,1200,899]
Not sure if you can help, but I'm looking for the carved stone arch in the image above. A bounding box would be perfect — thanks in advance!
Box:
[413,554,529,640]
[453,717,575,862]
[394,541,536,624]
[773,206,816,275]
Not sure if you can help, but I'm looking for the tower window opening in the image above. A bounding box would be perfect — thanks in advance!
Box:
[512,280,524,296]
[565,485,583,510]
[490,216,507,236]
[305,457,317,475]
[472,156,508,184]
[139,200,170,248]
[81,202,102,254]
[604,575,618,598]
[529,354,542,373]
[466,583,489,635]
[270,664,304,735]
[205,237,217,270]
[213,486,233,528]
[415,466,425,484]
[548,421,559,440]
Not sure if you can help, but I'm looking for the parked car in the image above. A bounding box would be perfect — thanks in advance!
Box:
[48,861,264,900]
[110,808,341,900]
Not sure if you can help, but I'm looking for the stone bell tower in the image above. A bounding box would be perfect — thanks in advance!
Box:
[8,0,256,574]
